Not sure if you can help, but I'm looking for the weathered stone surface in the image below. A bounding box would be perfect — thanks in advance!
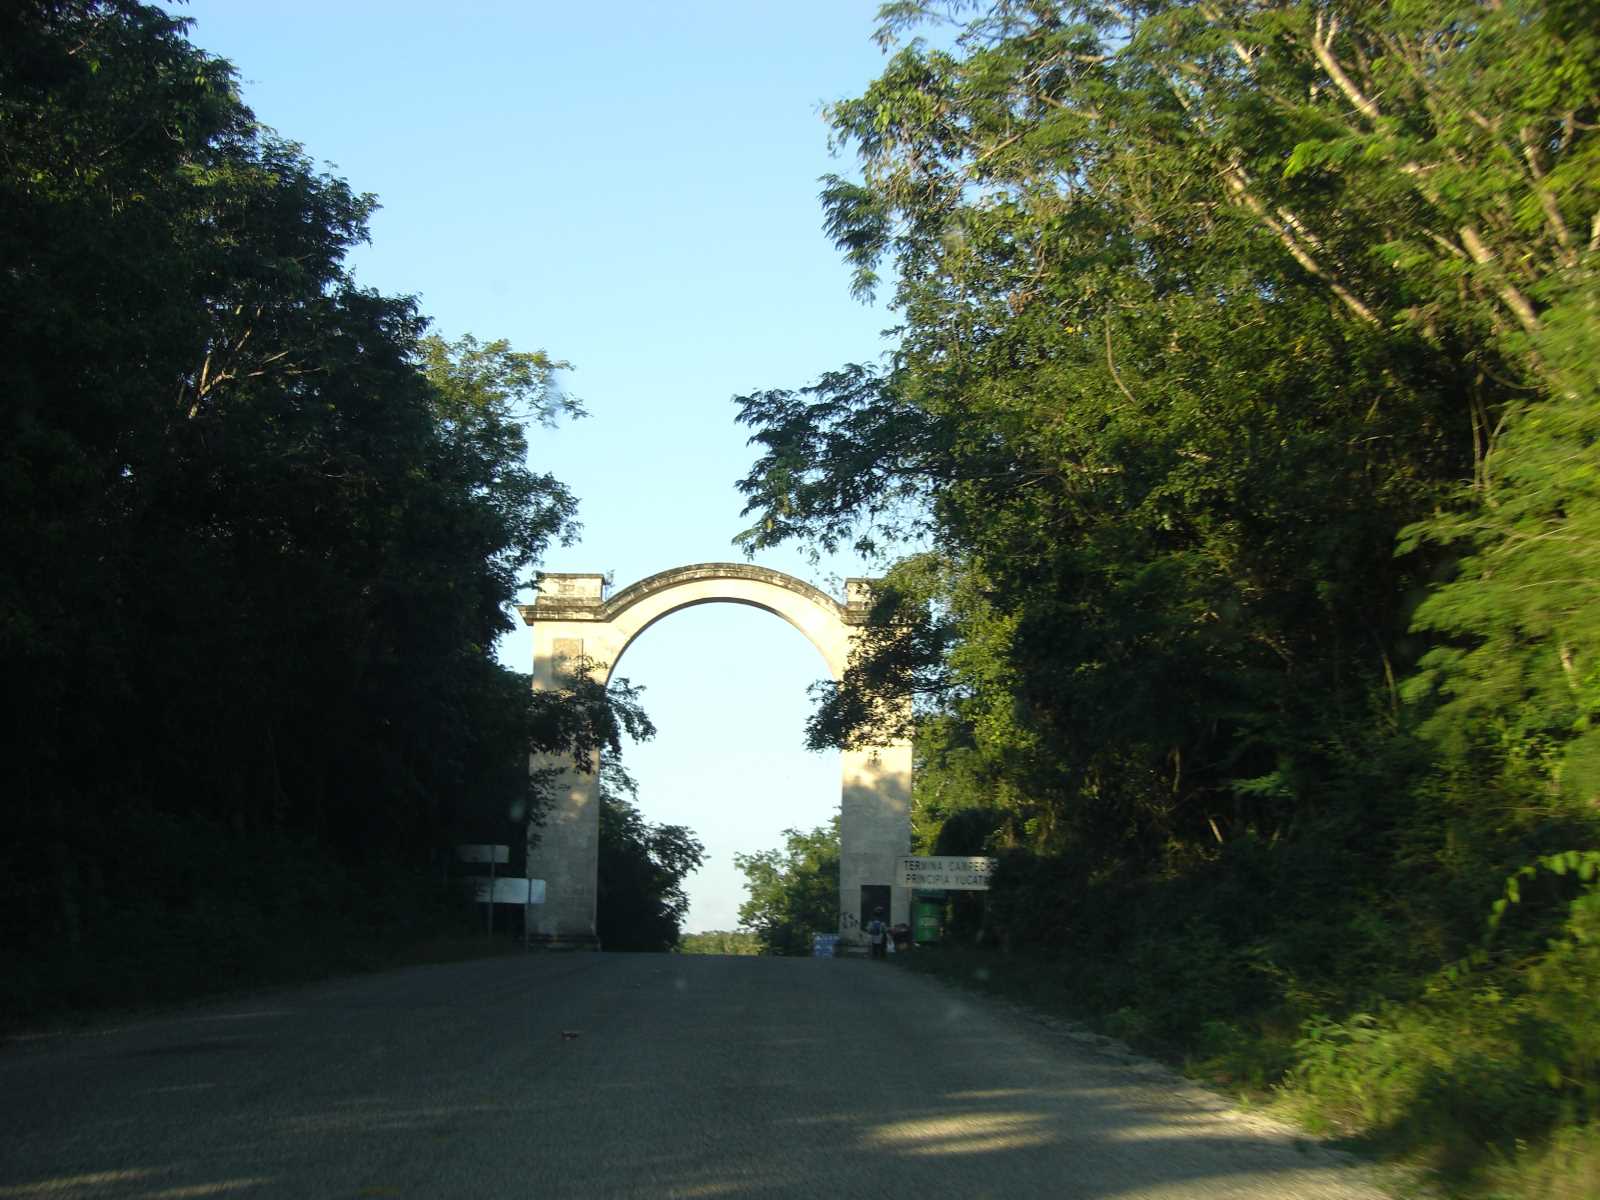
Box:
[520,563,912,947]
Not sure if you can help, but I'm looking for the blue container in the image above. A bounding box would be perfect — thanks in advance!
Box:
[811,933,840,957]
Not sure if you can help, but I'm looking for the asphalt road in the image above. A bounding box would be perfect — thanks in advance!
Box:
[0,953,1390,1199]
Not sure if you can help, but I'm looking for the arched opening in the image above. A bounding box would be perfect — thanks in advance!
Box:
[609,603,840,934]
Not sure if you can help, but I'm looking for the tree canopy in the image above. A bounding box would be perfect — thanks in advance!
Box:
[0,0,648,1011]
[739,0,1597,851]
[735,1,1598,1182]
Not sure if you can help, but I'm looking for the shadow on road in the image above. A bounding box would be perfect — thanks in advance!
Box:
[0,953,1383,1199]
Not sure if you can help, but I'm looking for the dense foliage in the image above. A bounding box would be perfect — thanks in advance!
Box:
[597,764,706,952]
[736,1,1598,1188]
[0,1,647,1018]
[735,822,841,956]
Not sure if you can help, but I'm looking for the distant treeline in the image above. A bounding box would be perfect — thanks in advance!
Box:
[678,931,760,956]
[734,3,1598,1194]
[0,1,648,1021]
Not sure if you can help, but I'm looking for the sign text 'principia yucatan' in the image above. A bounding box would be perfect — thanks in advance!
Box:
[895,856,996,891]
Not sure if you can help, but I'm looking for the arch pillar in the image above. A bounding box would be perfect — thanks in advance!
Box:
[516,564,911,949]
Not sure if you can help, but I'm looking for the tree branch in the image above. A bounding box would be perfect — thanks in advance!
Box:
[1458,224,1542,334]
[1310,11,1381,123]
[1104,314,1137,407]
[1222,163,1379,324]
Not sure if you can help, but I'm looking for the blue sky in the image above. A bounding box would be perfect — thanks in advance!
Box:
[164,1,900,932]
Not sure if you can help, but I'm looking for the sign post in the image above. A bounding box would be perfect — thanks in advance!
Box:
[455,845,510,865]
[461,877,543,904]
[456,845,510,935]
[461,875,546,946]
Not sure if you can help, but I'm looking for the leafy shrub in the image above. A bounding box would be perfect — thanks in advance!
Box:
[1285,862,1600,1181]
[0,806,470,1029]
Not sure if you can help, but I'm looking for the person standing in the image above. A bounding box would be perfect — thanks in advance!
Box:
[867,908,888,959]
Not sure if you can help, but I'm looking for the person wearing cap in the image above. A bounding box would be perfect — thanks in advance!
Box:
[866,907,888,959]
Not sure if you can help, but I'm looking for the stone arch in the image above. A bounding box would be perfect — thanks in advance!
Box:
[597,563,854,683]
[517,563,911,949]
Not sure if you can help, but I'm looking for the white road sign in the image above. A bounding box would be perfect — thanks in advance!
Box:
[455,844,509,864]
[463,877,545,904]
[895,856,997,890]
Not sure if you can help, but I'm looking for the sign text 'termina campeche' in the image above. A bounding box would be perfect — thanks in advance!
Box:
[895,856,996,891]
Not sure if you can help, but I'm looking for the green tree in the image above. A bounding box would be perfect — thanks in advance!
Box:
[735,822,840,956]
[596,763,705,952]
[0,1,646,1014]
[738,0,1596,857]
[733,3,1599,1182]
